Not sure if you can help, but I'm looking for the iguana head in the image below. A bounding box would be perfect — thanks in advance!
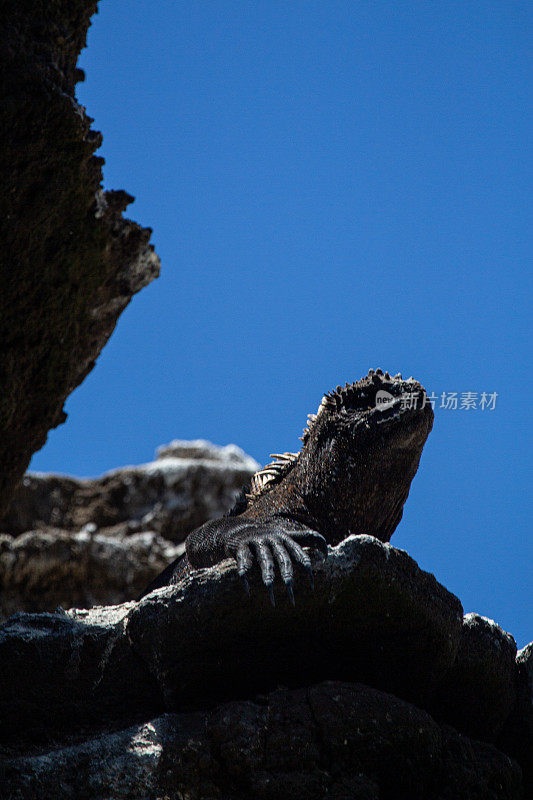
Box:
[240,369,433,544]
[295,369,434,542]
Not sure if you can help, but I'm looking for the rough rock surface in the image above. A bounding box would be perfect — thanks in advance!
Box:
[0,529,183,620]
[0,441,258,618]
[4,683,523,800]
[2,533,530,799]
[0,0,160,517]
[1,440,258,539]
[432,612,518,741]
[0,603,164,747]
[499,643,533,797]
[127,535,464,711]
[0,536,464,746]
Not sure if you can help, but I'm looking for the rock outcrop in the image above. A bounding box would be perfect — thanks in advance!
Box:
[127,535,464,712]
[1,535,530,799]
[0,441,258,619]
[0,529,183,621]
[0,0,160,517]
[431,612,518,741]
[500,643,533,797]
[4,685,523,800]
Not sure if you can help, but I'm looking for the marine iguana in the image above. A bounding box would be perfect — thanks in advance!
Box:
[140,369,433,603]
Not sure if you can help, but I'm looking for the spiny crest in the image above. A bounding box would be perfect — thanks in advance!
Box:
[300,368,406,443]
[227,451,300,514]
[247,451,299,500]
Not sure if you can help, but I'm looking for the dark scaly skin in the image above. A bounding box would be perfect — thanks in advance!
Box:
[139,369,434,603]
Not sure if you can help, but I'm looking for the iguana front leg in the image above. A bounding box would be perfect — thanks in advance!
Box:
[186,516,328,604]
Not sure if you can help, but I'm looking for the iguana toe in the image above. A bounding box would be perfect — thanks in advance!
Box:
[253,540,276,587]
[290,530,328,557]
[270,539,294,583]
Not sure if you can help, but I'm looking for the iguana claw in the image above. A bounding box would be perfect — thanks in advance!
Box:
[285,579,295,606]
[227,522,327,602]
[267,583,275,606]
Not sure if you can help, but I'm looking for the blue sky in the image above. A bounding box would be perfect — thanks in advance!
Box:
[31,1,532,646]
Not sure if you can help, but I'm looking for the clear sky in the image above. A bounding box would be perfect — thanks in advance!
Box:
[31,1,532,646]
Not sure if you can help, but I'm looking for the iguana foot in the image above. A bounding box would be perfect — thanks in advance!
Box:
[225,523,327,604]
